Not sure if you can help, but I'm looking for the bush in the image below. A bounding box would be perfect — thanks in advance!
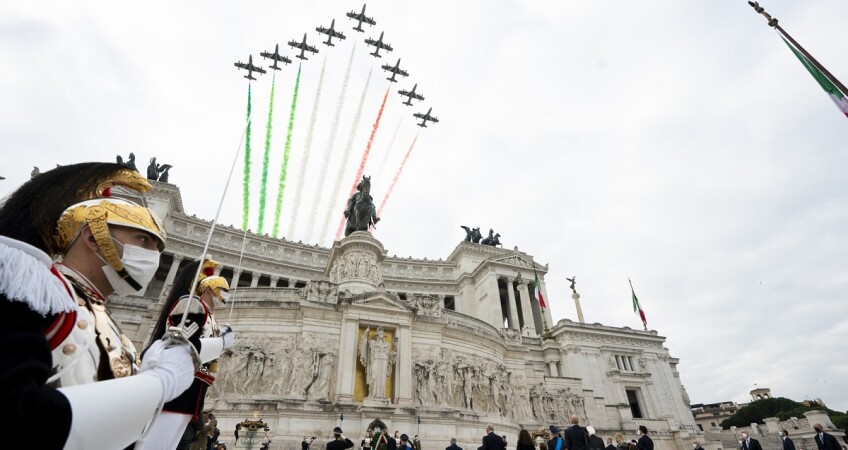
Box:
[719,398,847,430]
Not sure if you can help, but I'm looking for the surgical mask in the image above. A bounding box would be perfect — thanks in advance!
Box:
[742,434,748,439]
[100,237,160,296]
[219,291,230,303]
[693,445,698,449]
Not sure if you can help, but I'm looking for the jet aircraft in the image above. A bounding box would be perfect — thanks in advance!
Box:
[381,59,409,83]
[316,19,346,46]
[288,33,319,60]
[260,44,292,70]
[365,31,393,58]
[398,84,425,106]
[234,55,267,80]
[346,4,376,32]
[413,107,439,127]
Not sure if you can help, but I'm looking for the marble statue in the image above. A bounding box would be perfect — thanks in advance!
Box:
[358,327,396,399]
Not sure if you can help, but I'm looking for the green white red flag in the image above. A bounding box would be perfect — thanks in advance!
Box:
[534,270,546,309]
[629,278,646,328]
[779,33,848,118]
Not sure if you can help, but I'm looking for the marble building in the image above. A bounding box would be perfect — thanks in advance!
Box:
[110,181,700,450]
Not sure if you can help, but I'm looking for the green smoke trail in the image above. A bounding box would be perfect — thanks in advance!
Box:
[242,84,252,230]
[272,64,302,237]
[257,73,276,234]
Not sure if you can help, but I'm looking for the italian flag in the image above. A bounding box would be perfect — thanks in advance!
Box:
[534,270,546,309]
[781,34,848,118]
[629,278,647,328]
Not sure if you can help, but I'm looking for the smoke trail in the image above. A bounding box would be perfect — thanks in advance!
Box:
[287,56,327,238]
[272,63,302,237]
[242,84,252,230]
[305,44,356,243]
[378,132,420,217]
[257,73,276,234]
[318,68,372,244]
[374,115,404,181]
[334,84,391,240]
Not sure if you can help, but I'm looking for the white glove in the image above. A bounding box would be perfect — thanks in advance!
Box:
[220,324,236,349]
[139,338,195,403]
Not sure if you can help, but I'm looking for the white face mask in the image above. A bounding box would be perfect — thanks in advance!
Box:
[219,291,230,303]
[100,238,160,296]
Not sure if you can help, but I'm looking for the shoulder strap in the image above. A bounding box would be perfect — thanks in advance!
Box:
[554,438,563,450]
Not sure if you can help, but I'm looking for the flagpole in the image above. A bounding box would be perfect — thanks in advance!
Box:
[748,1,848,96]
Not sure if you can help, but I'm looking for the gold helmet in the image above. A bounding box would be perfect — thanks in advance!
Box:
[55,198,166,290]
[199,276,230,302]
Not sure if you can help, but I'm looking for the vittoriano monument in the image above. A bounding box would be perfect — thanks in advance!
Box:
[344,175,380,236]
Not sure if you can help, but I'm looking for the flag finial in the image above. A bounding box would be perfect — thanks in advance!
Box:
[748,1,778,27]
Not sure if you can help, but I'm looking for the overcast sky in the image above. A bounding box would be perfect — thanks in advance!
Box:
[2,1,846,412]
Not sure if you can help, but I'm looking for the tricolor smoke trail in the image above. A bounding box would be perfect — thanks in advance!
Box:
[375,116,404,181]
[272,63,302,238]
[334,84,392,240]
[287,56,327,238]
[256,73,276,234]
[378,132,420,218]
[306,44,356,243]
[319,68,372,244]
[242,84,253,230]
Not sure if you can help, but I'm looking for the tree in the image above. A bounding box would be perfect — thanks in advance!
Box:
[719,397,847,430]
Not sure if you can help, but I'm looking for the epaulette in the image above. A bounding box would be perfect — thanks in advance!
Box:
[0,236,77,316]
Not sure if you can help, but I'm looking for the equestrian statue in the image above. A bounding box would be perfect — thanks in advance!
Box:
[344,176,380,237]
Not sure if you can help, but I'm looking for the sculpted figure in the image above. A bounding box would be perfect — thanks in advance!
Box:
[308,353,335,400]
[343,176,380,236]
[358,327,396,399]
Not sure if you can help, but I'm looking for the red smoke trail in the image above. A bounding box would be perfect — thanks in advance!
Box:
[377,132,419,218]
[334,84,391,240]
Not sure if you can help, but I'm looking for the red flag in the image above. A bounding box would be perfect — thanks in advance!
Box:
[534,270,546,309]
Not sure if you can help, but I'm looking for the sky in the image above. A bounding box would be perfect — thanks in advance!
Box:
[1,1,847,412]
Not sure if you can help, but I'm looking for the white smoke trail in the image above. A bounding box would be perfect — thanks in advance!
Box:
[287,56,327,238]
[318,68,372,245]
[305,44,355,243]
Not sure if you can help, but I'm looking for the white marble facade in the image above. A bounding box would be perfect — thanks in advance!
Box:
[110,183,700,450]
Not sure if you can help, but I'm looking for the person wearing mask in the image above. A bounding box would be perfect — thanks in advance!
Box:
[636,426,653,450]
[813,424,841,450]
[739,431,761,450]
[328,427,355,450]
[586,427,604,450]
[137,258,236,450]
[447,437,463,450]
[692,440,705,450]
[0,163,195,449]
[516,430,535,450]
[780,430,795,450]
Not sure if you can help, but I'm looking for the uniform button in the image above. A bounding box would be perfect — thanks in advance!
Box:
[77,320,89,330]
[62,343,77,355]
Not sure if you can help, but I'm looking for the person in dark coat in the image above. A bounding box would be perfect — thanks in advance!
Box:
[780,431,795,450]
[517,430,535,450]
[398,435,414,450]
[739,431,761,450]
[328,427,355,450]
[447,437,463,450]
[586,427,604,450]
[548,426,564,450]
[562,416,589,450]
[605,437,616,450]
[692,440,705,450]
[483,424,506,450]
[636,426,653,450]
[813,424,841,450]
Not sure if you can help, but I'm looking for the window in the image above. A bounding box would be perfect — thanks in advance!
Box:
[614,354,637,372]
[698,425,704,431]
[626,389,643,419]
[444,295,456,311]
[398,293,407,301]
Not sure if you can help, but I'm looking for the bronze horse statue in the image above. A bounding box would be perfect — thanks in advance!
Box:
[344,176,380,236]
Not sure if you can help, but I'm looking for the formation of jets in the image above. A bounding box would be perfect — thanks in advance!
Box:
[233,4,438,127]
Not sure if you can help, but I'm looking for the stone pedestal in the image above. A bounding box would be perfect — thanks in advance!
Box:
[572,291,585,324]
[325,232,387,295]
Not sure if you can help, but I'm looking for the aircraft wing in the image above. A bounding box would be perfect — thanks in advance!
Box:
[307,44,319,54]
[364,38,376,46]
[259,51,272,59]
[316,26,328,34]
[412,92,424,100]
[254,66,267,74]
[397,68,409,77]
[378,42,393,51]
[332,30,346,39]
[287,40,300,48]
[413,112,425,119]
[362,16,376,25]
[234,62,248,69]
[345,11,359,20]
[429,116,439,123]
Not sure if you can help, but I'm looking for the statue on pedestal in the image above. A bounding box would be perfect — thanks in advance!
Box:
[481,229,501,246]
[344,176,380,236]
[460,225,482,243]
[358,326,396,399]
[146,157,173,182]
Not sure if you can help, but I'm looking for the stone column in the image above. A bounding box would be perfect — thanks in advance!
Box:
[335,318,359,403]
[250,273,260,288]
[270,276,279,288]
[505,277,520,329]
[573,291,585,324]
[486,272,503,329]
[517,281,535,335]
[230,269,241,288]
[158,255,183,299]
[396,325,413,406]
[547,361,559,377]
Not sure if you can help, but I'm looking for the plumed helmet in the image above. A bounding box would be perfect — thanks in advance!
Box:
[199,275,230,302]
